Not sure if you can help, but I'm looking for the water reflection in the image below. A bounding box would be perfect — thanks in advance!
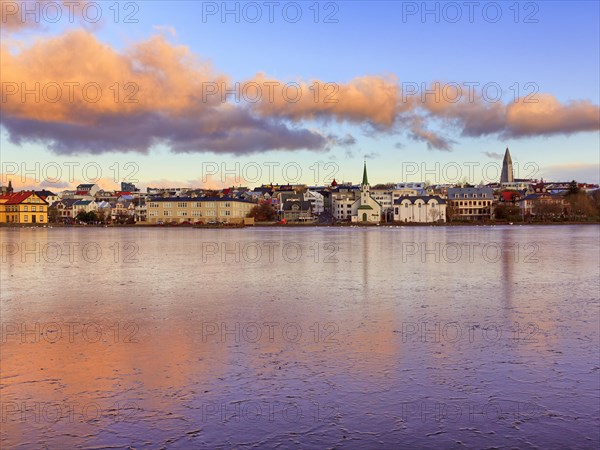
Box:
[1,225,599,448]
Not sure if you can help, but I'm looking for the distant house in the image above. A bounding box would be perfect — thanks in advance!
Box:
[111,201,136,222]
[282,200,314,222]
[76,183,100,196]
[53,198,80,220]
[0,191,48,224]
[73,200,98,217]
[35,190,59,206]
[393,196,446,223]
[447,187,494,221]
[519,193,569,218]
[304,190,324,215]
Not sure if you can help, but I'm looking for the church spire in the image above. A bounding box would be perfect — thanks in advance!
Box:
[361,160,369,186]
[500,147,514,183]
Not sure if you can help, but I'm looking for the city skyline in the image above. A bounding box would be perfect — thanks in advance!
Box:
[1,1,599,188]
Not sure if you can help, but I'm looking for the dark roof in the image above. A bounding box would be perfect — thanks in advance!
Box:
[57,198,80,207]
[35,190,57,197]
[148,196,254,204]
[394,195,446,205]
[282,201,312,211]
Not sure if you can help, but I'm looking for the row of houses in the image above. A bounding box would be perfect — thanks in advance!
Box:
[1,152,596,224]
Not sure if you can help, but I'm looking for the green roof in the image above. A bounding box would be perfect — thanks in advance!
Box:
[357,205,373,210]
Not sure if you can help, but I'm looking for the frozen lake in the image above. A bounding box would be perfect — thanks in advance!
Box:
[1,225,599,449]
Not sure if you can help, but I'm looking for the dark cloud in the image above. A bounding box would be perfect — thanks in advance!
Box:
[482,151,504,160]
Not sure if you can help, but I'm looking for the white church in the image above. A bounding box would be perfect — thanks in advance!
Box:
[350,162,382,223]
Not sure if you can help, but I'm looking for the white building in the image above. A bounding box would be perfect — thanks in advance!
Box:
[331,186,359,220]
[304,190,324,215]
[351,163,382,223]
[393,196,447,223]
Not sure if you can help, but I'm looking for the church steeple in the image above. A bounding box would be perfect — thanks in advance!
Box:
[500,147,514,183]
[7,180,13,194]
[361,160,369,186]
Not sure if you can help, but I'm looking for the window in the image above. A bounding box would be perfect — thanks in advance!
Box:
[39,215,44,222]
[192,211,202,217]
[224,202,231,208]
[32,206,36,212]
[177,211,188,217]
[24,215,28,222]
[405,203,408,208]
[224,210,231,216]
[149,202,159,208]
[164,211,172,217]
[24,206,28,211]
[164,203,172,208]
[177,202,187,208]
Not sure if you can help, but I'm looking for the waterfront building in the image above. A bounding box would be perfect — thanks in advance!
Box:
[0,191,49,224]
[146,197,255,224]
[393,196,447,223]
[282,200,314,222]
[351,162,382,223]
[447,187,494,220]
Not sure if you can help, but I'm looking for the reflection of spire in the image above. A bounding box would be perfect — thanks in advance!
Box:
[362,160,369,186]
[501,147,514,183]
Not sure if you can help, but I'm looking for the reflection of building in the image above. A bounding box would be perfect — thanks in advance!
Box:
[351,163,382,223]
[447,187,493,221]
[500,147,514,184]
[0,191,48,224]
[393,196,446,222]
[146,197,254,224]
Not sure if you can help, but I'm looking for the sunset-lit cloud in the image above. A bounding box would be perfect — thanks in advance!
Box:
[1,27,598,156]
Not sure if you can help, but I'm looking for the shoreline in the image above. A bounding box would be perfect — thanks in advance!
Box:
[1,221,599,229]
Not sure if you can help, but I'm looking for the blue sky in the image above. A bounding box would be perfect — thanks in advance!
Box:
[1,1,599,189]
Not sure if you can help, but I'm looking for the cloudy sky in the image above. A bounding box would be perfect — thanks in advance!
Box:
[1,0,599,190]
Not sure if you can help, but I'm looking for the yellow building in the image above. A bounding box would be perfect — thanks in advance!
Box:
[0,191,49,224]
[146,197,255,224]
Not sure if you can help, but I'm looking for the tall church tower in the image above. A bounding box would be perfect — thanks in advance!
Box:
[361,160,370,203]
[500,147,514,183]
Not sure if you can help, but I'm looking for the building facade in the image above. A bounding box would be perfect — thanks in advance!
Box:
[447,187,494,221]
[0,192,49,224]
[393,196,447,223]
[351,163,382,223]
[146,197,255,224]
